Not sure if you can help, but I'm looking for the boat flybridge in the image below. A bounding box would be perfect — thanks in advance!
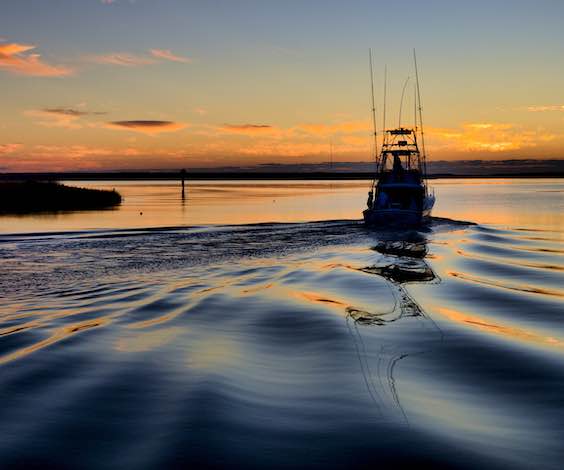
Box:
[363,50,435,226]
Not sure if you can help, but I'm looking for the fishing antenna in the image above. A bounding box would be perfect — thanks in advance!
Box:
[414,83,417,131]
[369,49,378,165]
[398,76,410,128]
[413,49,427,176]
[382,65,387,151]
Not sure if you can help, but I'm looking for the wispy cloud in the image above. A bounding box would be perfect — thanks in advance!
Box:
[150,49,191,63]
[25,109,82,129]
[0,42,72,77]
[90,49,191,67]
[296,120,370,136]
[43,107,106,117]
[24,108,106,129]
[1,144,187,172]
[33,144,116,158]
[237,141,346,158]
[90,53,155,66]
[526,105,564,112]
[0,143,22,154]
[105,120,188,135]
[216,120,372,141]
[221,124,274,134]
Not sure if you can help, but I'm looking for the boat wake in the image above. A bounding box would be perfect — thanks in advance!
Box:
[1,216,563,468]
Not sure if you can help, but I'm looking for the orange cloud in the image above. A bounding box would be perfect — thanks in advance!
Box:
[297,120,370,136]
[238,141,342,157]
[218,120,370,139]
[90,53,155,66]
[150,49,191,63]
[340,135,371,147]
[0,144,191,172]
[33,145,116,158]
[24,109,82,129]
[426,122,560,155]
[0,42,72,77]
[90,49,191,67]
[24,108,107,130]
[105,120,188,135]
[0,143,22,154]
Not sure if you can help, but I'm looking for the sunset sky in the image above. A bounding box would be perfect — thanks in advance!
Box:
[1,0,563,171]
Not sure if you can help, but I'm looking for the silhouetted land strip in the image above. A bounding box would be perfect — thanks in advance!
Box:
[1,171,563,181]
[0,181,122,214]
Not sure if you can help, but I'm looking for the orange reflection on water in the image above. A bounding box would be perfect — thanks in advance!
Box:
[0,178,563,234]
[449,271,564,298]
[436,307,564,349]
[296,290,348,309]
[0,317,111,365]
[115,327,182,353]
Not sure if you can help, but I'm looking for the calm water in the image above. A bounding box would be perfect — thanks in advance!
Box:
[1,179,563,468]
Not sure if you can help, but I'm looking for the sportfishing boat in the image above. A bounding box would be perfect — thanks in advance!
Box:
[363,51,435,226]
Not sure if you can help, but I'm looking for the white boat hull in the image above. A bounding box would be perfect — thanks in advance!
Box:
[363,196,434,227]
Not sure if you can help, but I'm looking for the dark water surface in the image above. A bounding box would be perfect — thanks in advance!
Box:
[1,179,563,468]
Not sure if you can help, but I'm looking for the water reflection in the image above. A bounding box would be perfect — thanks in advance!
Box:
[346,230,443,424]
[1,189,564,468]
[1,178,562,234]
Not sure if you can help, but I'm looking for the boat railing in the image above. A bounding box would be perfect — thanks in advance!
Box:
[388,128,413,135]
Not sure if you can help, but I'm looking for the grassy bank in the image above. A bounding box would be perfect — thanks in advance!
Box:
[0,181,122,214]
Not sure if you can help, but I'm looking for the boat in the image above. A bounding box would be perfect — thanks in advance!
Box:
[363,50,435,226]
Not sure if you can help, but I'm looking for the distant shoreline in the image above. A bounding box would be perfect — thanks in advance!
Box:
[1,171,564,181]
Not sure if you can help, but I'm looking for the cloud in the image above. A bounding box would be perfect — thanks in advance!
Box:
[150,49,191,63]
[43,107,106,117]
[215,120,372,141]
[296,120,371,136]
[0,144,190,172]
[209,119,372,159]
[526,105,564,112]
[238,141,347,157]
[33,145,117,158]
[105,120,188,135]
[24,108,105,129]
[90,49,191,67]
[0,143,22,154]
[0,42,73,77]
[427,122,559,154]
[90,53,155,66]
[24,109,82,129]
[221,124,274,134]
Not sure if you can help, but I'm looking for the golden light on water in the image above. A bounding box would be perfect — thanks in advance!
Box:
[435,307,564,349]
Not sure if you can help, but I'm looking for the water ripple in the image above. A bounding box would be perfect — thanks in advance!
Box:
[1,218,564,468]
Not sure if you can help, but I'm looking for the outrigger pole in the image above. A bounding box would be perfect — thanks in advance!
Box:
[413,49,427,177]
[382,65,387,152]
[368,49,378,169]
[398,76,410,128]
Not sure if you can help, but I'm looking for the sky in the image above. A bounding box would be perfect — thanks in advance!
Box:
[1,0,563,171]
